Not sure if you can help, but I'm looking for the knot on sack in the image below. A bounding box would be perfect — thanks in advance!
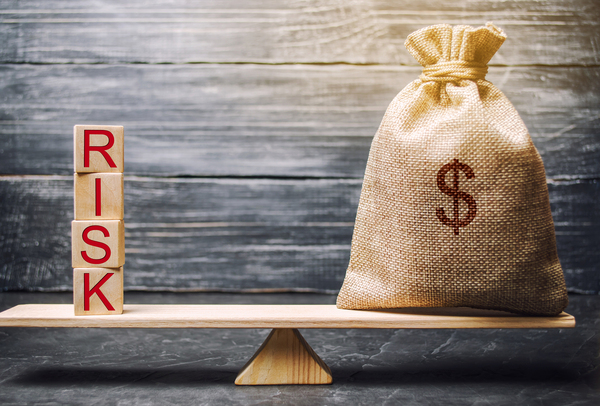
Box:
[420,61,488,82]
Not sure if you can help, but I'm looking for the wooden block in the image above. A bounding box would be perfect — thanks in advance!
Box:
[73,267,123,316]
[74,173,124,220]
[72,220,125,268]
[235,328,332,385]
[74,125,124,173]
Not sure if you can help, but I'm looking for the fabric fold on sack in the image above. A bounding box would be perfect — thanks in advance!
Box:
[336,23,568,316]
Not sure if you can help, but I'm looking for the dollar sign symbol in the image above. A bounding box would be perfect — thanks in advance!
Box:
[436,159,477,235]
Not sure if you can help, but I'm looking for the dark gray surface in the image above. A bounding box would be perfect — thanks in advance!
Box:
[0,292,598,405]
[1,0,599,293]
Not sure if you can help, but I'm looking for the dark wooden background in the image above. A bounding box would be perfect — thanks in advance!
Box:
[1,0,598,294]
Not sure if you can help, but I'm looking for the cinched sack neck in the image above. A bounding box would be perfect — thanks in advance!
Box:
[420,61,488,82]
[404,23,505,83]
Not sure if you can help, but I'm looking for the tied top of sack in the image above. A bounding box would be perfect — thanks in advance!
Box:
[405,22,506,82]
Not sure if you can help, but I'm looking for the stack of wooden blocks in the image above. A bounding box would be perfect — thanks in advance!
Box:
[72,125,125,316]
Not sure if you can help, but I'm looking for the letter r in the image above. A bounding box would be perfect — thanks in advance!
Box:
[84,129,117,168]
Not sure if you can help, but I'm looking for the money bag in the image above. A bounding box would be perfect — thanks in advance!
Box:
[336,23,568,316]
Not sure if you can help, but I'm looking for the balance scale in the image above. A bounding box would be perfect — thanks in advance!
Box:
[0,304,575,385]
[0,125,575,385]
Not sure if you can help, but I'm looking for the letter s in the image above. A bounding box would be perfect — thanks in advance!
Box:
[81,225,111,265]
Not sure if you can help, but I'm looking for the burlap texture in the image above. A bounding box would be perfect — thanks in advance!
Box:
[336,23,568,316]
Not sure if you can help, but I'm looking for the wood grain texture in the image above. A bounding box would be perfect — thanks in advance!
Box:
[74,173,124,220]
[1,176,597,293]
[0,304,576,329]
[71,220,125,268]
[0,0,597,65]
[73,267,123,315]
[74,125,124,173]
[235,328,333,385]
[0,64,598,178]
[1,0,598,294]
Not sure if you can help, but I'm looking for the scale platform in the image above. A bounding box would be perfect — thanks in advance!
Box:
[0,304,575,385]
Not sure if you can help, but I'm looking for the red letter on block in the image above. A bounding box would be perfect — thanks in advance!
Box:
[84,273,115,311]
[84,130,117,168]
[81,225,112,265]
[95,178,102,216]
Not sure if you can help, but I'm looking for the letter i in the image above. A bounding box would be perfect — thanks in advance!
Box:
[95,178,102,216]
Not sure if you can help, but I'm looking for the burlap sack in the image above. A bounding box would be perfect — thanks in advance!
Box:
[336,23,568,316]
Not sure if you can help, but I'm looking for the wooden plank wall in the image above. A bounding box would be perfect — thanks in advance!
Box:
[1,0,599,293]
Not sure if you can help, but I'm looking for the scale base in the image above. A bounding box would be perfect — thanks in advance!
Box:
[235,328,333,385]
